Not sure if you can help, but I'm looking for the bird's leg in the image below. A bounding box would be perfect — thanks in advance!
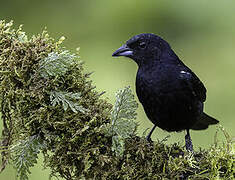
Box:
[185,129,193,152]
[146,124,157,142]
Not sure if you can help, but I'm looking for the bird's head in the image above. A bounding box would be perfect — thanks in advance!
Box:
[112,33,171,66]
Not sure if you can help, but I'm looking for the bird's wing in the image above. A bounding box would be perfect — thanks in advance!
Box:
[179,69,207,102]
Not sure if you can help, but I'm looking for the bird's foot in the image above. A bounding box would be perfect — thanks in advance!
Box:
[146,134,153,142]
[185,133,194,152]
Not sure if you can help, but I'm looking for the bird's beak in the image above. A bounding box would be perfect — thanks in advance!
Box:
[112,44,133,57]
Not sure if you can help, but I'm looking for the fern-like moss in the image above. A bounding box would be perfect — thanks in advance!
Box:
[105,86,138,157]
[11,135,45,180]
[0,20,234,180]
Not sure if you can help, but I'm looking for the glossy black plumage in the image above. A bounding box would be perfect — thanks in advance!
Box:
[112,33,219,151]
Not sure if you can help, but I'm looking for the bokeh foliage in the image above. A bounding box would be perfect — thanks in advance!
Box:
[0,21,234,180]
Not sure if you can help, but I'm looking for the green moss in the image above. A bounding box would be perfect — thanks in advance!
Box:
[0,20,234,180]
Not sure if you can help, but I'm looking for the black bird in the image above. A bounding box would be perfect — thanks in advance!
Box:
[112,33,219,151]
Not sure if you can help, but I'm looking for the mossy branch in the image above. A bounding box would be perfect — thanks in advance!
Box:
[0,20,234,180]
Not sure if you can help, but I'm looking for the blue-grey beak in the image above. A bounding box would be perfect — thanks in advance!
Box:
[112,44,133,57]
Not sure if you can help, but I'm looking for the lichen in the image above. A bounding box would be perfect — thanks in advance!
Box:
[0,20,234,180]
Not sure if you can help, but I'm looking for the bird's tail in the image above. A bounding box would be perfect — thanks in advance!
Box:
[191,113,219,130]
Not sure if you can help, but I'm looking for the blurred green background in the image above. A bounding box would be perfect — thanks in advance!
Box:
[0,0,234,179]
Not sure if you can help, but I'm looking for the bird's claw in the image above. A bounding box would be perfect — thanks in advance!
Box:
[146,135,153,142]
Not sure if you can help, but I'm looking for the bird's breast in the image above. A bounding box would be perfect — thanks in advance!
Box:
[135,66,202,132]
[136,66,180,98]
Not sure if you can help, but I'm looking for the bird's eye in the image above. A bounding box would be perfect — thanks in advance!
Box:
[139,42,146,49]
